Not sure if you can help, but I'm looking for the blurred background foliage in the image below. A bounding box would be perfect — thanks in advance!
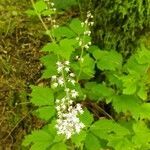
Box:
[79,0,150,56]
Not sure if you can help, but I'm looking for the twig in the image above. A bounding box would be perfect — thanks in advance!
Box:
[91,102,114,120]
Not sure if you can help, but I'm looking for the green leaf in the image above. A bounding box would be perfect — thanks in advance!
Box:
[42,10,54,16]
[40,54,57,78]
[84,132,102,150]
[112,95,141,119]
[41,43,60,52]
[22,130,53,148]
[53,26,76,40]
[30,86,54,106]
[90,119,132,150]
[93,50,122,71]
[121,74,138,95]
[84,82,114,102]
[69,18,84,35]
[105,72,122,88]
[108,137,133,150]
[140,103,150,119]
[50,142,67,150]
[135,44,150,65]
[90,119,129,140]
[137,84,147,100]
[26,9,36,16]
[71,130,87,146]
[34,0,47,13]
[72,54,95,80]
[132,121,150,149]
[79,108,94,127]
[124,55,148,74]
[59,38,76,59]
[30,143,50,150]
[34,106,55,121]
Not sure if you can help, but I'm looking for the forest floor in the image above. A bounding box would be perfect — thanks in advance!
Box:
[0,0,47,149]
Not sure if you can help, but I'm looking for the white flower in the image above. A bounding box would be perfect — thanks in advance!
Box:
[56,106,60,111]
[88,42,91,45]
[65,61,70,65]
[66,132,72,139]
[65,67,70,72]
[68,106,73,111]
[85,20,88,24]
[75,55,79,60]
[52,19,56,23]
[56,99,60,103]
[90,22,94,26]
[51,2,55,6]
[84,31,91,36]
[84,44,89,49]
[75,124,81,133]
[53,8,56,11]
[58,77,64,85]
[52,82,58,88]
[70,73,75,77]
[61,104,66,110]
[76,104,84,114]
[62,97,66,103]
[71,90,79,98]
[65,88,70,92]
[56,61,62,66]
[53,25,59,28]
[52,75,57,80]
[79,41,82,46]
[70,79,75,85]
[68,100,73,104]
[91,15,94,18]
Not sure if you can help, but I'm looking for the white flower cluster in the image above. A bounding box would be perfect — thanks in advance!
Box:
[76,11,94,61]
[51,61,76,88]
[52,61,85,139]
[44,0,59,28]
[55,102,84,139]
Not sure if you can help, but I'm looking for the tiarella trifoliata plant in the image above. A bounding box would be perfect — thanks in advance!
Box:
[52,61,85,139]
[23,0,150,150]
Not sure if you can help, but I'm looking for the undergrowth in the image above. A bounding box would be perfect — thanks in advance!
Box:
[22,0,150,150]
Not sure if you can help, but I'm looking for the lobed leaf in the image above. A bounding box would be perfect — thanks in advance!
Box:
[30,85,54,106]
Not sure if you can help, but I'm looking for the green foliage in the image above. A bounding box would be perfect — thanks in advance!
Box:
[79,108,94,127]
[30,85,54,106]
[84,133,102,150]
[40,54,58,78]
[72,54,95,80]
[23,0,150,150]
[93,48,123,71]
[84,82,114,103]
[22,130,53,150]
[34,106,55,121]
[69,18,85,35]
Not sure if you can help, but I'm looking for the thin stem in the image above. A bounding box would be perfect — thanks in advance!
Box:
[30,0,54,42]
[61,68,70,100]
